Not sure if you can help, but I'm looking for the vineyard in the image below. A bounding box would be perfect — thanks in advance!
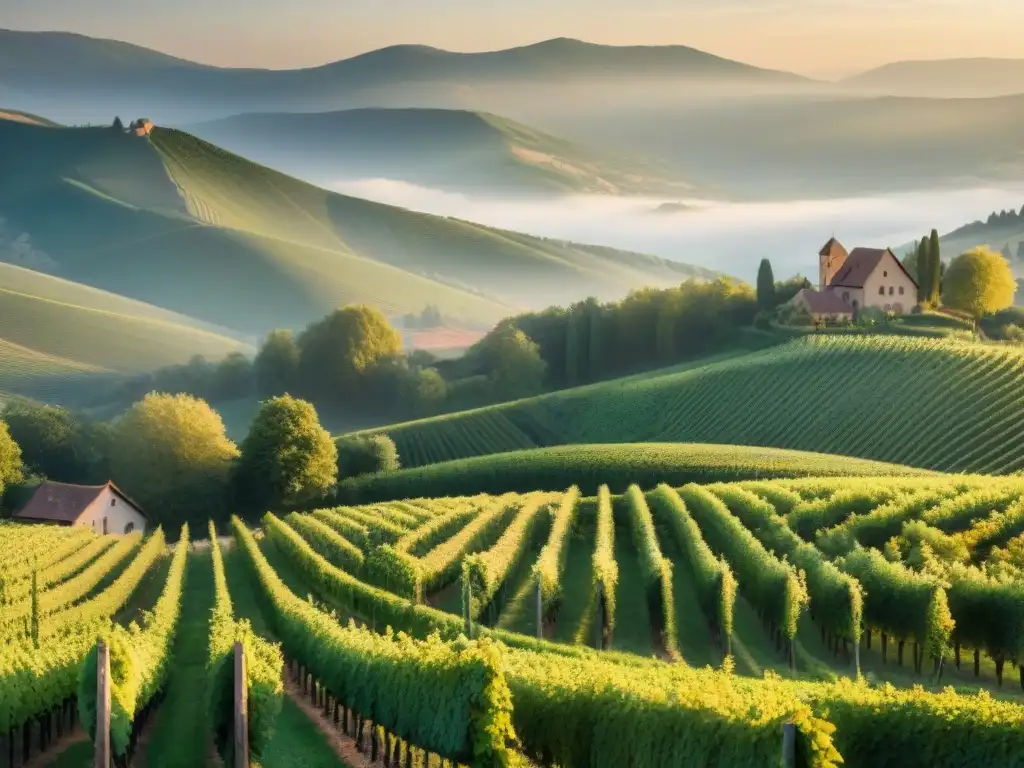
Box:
[358,334,1024,475]
[9,471,1024,766]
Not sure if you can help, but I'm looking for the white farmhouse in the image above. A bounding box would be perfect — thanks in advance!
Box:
[12,481,148,535]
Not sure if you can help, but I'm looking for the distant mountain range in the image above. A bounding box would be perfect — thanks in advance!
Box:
[841,58,1024,98]
[0,29,811,124]
[184,108,695,197]
[0,115,719,343]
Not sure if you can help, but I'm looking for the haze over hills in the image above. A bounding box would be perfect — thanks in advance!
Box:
[0,29,814,124]
[842,58,1024,98]
[0,117,719,338]
[184,108,695,197]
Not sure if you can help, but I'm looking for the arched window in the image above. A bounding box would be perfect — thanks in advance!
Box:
[883,271,888,277]
[124,522,135,534]
[110,498,116,507]
[899,286,905,295]
[103,517,108,535]
[878,286,885,295]
[888,286,894,295]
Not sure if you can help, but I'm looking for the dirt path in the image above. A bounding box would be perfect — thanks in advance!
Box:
[24,729,88,768]
[282,674,373,768]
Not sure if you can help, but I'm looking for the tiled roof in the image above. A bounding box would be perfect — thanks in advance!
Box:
[794,288,854,315]
[13,481,146,523]
[819,237,848,259]
[829,247,889,288]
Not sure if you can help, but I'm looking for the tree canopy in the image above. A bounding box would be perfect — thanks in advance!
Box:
[0,419,23,498]
[254,329,300,398]
[232,395,337,516]
[475,325,547,400]
[756,259,776,311]
[942,247,1017,318]
[297,305,402,400]
[1,402,108,484]
[336,434,401,480]
[108,393,238,532]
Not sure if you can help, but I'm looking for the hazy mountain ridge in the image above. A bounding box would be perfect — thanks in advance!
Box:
[184,107,695,196]
[842,57,1024,97]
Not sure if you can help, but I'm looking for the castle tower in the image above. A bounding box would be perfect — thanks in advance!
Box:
[818,237,849,290]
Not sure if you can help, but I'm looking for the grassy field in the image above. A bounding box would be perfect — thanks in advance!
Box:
[0,118,718,339]
[350,334,1024,477]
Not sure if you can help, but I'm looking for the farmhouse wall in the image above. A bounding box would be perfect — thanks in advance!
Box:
[860,251,916,314]
[77,487,147,535]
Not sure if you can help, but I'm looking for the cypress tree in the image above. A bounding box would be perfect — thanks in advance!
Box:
[756,258,776,311]
[565,311,579,386]
[586,300,602,382]
[916,237,930,304]
[928,229,942,304]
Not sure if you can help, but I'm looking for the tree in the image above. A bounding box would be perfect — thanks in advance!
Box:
[232,395,337,516]
[587,299,602,381]
[410,368,447,413]
[297,305,401,401]
[916,237,930,303]
[336,434,400,480]
[1016,241,1024,262]
[475,325,547,400]
[1002,243,1013,261]
[1,402,108,484]
[254,330,300,398]
[564,311,580,386]
[108,393,238,531]
[927,229,942,305]
[0,419,23,498]
[210,352,253,401]
[942,247,1017,319]
[756,258,776,311]
[112,116,123,131]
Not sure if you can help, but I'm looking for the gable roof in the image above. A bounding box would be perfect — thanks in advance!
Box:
[13,481,147,524]
[828,247,917,289]
[819,237,848,259]
[793,288,854,315]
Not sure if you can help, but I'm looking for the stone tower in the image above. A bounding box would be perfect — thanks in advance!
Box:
[818,237,849,290]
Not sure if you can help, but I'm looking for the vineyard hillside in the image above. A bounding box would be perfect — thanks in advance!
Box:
[0,118,719,336]
[0,261,253,402]
[353,334,1024,475]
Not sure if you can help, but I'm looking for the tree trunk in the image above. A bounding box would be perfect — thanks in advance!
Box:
[975,649,981,677]
[881,633,888,664]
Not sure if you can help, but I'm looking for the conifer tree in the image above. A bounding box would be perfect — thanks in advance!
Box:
[928,229,942,304]
[756,258,776,311]
[916,237,930,303]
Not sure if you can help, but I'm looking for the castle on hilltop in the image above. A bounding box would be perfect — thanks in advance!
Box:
[788,237,919,322]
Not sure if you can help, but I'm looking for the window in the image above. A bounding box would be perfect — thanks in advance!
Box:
[889,286,894,296]
[103,517,108,535]
[110,498,116,507]
[899,286,905,296]
[883,271,888,277]
[878,286,885,295]
[124,522,135,534]
[842,291,850,301]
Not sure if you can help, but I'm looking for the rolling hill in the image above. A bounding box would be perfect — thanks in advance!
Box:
[184,108,695,197]
[0,30,812,123]
[0,261,252,402]
[0,118,718,336]
[351,334,1024,475]
[842,58,1024,98]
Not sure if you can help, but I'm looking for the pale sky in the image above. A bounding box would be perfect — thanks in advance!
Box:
[4,0,1024,78]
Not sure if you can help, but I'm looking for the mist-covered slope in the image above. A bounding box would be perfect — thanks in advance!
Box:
[185,107,694,197]
[0,118,719,336]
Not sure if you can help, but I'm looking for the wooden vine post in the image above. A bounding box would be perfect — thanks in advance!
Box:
[234,642,249,768]
[781,722,796,767]
[463,581,473,639]
[94,641,111,768]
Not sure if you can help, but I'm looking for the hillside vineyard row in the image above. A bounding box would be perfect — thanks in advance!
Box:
[8,474,1024,766]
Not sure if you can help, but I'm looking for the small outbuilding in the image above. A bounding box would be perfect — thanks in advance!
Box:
[12,481,148,535]
[787,288,856,323]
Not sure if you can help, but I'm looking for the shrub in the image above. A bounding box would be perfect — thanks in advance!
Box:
[336,434,400,480]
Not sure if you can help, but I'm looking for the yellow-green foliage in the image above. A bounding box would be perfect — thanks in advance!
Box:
[591,485,618,638]
[943,246,1017,318]
[206,521,283,762]
[285,512,364,574]
[531,486,580,618]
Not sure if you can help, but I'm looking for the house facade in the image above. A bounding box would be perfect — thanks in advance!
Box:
[13,481,147,535]
[795,237,919,317]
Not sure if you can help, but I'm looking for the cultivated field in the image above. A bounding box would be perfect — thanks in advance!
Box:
[357,334,1024,474]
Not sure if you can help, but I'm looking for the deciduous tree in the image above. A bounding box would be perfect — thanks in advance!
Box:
[943,247,1017,319]
[1,402,108,484]
[232,395,337,515]
[254,330,300,397]
[336,434,400,480]
[0,419,23,497]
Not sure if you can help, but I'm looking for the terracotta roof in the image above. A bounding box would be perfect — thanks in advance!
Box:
[13,481,146,524]
[793,288,854,315]
[819,237,848,259]
[829,247,886,288]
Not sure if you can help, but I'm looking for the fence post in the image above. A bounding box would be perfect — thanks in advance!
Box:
[234,642,249,768]
[94,641,111,768]
[534,578,542,640]
[781,722,796,768]
[463,581,473,639]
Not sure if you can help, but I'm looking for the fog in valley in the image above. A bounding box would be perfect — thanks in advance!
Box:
[329,178,1024,282]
